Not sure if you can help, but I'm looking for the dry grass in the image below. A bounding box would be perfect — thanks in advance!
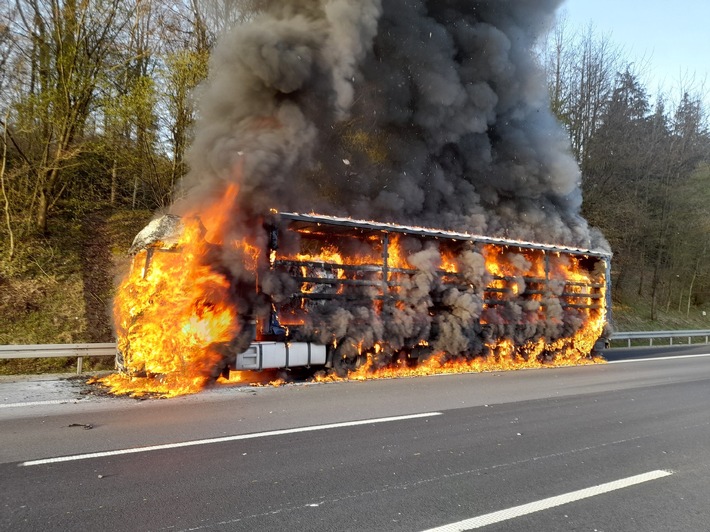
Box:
[612,301,710,331]
[0,207,152,374]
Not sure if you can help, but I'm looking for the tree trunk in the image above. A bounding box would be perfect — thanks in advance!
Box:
[0,117,13,260]
[110,158,117,205]
[687,253,703,317]
[686,273,696,317]
[677,288,683,313]
[36,187,48,234]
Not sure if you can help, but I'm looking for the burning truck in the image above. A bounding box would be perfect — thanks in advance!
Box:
[103,206,610,396]
[97,0,614,396]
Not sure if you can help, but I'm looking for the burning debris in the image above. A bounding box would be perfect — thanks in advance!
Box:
[98,0,611,397]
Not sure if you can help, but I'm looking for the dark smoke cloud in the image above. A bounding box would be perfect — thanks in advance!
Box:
[177,0,608,252]
[158,0,610,371]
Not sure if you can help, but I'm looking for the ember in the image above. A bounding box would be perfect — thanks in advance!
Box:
[96,0,612,397]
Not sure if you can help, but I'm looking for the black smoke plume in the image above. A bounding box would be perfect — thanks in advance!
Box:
[160,0,608,372]
[178,0,607,250]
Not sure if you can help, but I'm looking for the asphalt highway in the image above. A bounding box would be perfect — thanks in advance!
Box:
[2,347,709,531]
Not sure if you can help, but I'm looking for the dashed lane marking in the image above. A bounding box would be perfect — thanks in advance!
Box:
[421,469,673,531]
[19,411,442,467]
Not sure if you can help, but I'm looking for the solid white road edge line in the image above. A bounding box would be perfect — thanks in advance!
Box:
[421,469,673,532]
[608,352,710,363]
[19,411,442,467]
[0,399,74,408]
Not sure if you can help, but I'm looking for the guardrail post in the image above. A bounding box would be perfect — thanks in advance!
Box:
[77,346,90,374]
[670,337,673,346]
[650,338,653,347]
[688,336,692,345]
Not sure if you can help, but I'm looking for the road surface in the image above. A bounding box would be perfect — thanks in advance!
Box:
[1,346,709,531]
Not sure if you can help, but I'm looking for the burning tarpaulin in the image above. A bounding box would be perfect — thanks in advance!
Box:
[99,0,611,397]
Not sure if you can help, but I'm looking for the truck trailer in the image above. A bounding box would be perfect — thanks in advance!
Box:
[117,212,611,380]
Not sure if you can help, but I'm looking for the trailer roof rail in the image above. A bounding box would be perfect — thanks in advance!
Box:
[279,212,612,259]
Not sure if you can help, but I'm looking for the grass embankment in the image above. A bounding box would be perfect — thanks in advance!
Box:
[612,302,710,331]
[610,300,710,348]
[0,207,152,374]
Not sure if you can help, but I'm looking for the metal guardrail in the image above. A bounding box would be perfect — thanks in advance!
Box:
[0,343,116,374]
[610,330,710,348]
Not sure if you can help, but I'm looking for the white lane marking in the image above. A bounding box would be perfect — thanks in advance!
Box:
[422,469,673,531]
[0,399,74,408]
[608,352,710,364]
[19,412,442,467]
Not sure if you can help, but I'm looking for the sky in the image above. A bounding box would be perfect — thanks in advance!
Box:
[559,0,709,106]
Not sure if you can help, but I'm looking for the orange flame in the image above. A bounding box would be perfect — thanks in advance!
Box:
[315,305,606,384]
[94,184,245,397]
[314,245,607,383]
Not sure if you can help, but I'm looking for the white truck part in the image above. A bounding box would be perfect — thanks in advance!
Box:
[235,342,327,370]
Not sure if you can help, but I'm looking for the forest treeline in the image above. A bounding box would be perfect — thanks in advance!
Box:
[0,1,709,338]
[539,20,710,318]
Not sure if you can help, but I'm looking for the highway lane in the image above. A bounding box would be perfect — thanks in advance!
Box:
[604,343,710,361]
[1,351,710,531]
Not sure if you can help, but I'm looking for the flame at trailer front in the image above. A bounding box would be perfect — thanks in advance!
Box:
[96,184,244,397]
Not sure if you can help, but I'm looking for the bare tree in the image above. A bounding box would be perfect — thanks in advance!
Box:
[541,22,621,168]
[0,110,13,260]
[9,0,130,233]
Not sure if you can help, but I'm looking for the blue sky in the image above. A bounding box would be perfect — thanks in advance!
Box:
[559,0,709,104]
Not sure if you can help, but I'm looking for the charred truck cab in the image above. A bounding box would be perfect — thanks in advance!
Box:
[123,212,611,378]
